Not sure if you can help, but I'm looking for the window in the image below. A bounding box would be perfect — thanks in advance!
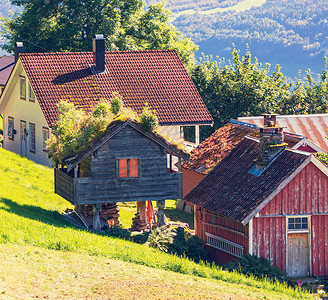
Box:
[20,77,26,99]
[288,217,308,230]
[181,125,196,143]
[8,117,14,140]
[118,159,139,178]
[42,127,49,151]
[29,84,35,102]
[29,123,36,153]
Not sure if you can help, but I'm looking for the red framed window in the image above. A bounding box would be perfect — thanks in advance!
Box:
[118,159,139,178]
[29,123,36,153]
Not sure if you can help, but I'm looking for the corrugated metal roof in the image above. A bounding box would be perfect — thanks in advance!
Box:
[184,137,309,222]
[239,114,328,152]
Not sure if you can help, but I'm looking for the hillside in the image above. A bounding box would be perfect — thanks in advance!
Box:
[163,0,328,79]
[0,147,311,299]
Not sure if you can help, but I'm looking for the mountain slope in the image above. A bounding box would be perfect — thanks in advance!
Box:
[171,0,328,78]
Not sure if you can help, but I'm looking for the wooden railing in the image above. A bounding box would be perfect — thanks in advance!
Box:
[205,232,244,258]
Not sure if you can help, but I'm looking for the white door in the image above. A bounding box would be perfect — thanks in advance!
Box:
[20,121,27,157]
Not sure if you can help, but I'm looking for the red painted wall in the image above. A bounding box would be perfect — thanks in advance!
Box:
[252,162,328,276]
[182,168,204,198]
[195,206,249,265]
[296,145,317,153]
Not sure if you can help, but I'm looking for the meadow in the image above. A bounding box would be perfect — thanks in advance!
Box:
[0,147,312,299]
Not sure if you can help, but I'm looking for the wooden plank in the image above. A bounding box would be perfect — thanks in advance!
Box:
[286,232,310,277]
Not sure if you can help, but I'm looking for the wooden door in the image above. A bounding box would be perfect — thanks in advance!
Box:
[20,121,27,157]
[287,232,310,277]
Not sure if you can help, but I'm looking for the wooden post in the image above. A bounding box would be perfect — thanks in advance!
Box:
[195,125,200,146]
[92,203,101,231]
[74,166,78,178]
[137,201,147,230]
[178,157,182,199]
[157,200,165,227]
[169,154,173,173]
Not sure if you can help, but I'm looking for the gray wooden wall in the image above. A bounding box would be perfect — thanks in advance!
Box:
[55,125,181,205]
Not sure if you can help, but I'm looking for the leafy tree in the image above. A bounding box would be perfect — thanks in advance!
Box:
[1,0,197,70]
[191,48,291,132]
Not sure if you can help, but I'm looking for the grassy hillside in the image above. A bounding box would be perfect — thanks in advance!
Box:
[0,148,311,299]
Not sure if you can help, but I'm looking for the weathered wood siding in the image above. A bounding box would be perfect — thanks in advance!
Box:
[55,168,75,205]
[251,162,328,276]
[56,125,181,205]
[195,206,249,265]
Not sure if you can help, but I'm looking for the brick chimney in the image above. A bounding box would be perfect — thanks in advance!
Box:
[257,114,286,169]
[14,42,24,62]
[93,34,105,72]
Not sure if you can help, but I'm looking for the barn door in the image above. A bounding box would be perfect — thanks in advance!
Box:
[20,121,27,157]
[287,232,310,277]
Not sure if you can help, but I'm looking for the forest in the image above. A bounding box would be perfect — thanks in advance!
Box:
[173,0,328,78]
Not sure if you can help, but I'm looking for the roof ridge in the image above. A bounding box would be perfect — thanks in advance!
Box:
[20,49,177,57]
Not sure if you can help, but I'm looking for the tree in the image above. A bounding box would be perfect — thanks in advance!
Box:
[1,0,197,70]
[191,48,292,132]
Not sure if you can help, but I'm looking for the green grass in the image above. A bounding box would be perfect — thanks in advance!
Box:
[0,148,312,299]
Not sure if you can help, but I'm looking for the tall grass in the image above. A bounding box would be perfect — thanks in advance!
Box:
[0,148,311,299]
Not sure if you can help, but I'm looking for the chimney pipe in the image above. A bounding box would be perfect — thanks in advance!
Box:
[257,114,286,169]
[14,42,24,62]
[93,34,105,72]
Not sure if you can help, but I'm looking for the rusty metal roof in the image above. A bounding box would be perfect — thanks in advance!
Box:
[184,137,310,223]
[239,114,328,152]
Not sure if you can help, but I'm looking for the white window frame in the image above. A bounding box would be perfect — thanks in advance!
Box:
[29,123,36,153]
[8,117,14,140]
[205,232,244,258]
[286,215,310,233]
[29,84,35,102]
[20,76,26,99]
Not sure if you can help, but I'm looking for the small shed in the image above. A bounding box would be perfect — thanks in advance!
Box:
[55,119,188,230]
[185,114,328,277]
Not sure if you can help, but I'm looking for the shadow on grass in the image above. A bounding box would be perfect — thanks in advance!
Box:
[0,198,72,228]
[164,207,194,230]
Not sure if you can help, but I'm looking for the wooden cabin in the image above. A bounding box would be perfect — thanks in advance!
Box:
[185,114,328,277]
[55,119,188,230]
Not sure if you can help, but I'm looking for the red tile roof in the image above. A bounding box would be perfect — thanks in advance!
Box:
[239,114,328,152]
[185,137,310,222]
[0,55,15,86]
[183,120,305,175]
[19,50,213,127]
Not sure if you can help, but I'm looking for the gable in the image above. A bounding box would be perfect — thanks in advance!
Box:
[259,161,328,216]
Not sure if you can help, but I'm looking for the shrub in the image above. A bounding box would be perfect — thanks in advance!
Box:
[110,92,123,115]
[146,226,207,261]
[146,226,176,253]
[140,103,158,132]
[224,254,286,282]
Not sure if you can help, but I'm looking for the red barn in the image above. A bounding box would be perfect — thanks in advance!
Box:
[185,115,328,277]
[182,118,324,212]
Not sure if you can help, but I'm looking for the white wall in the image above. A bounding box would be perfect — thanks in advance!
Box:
[2,68,51,167]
